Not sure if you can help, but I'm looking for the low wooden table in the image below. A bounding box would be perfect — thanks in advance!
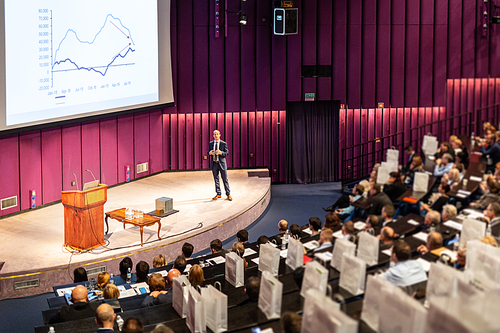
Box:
[105,208,162,246]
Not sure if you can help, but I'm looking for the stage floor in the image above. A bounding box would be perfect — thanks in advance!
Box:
[0,169,270,299]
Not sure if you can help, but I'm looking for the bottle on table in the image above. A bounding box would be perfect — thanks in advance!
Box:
[126,267,132,284]
[116,315,124,331]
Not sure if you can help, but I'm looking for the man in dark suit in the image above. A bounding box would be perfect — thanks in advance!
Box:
[49,285,100,324]
[369,184,393,216]
[208,129,232,201]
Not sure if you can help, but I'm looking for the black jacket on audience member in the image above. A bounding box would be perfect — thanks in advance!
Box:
[49,301,101,324]
[383,183,407,202]
[369,192,393,216]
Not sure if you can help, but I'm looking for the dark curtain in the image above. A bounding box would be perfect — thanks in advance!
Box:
[286,100,340,184]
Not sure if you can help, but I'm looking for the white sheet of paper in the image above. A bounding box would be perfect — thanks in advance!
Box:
[243,248,257,257]
[457,190,471,195]
[413,232,429,242]
[56,287,76,297]
[381,249,392,257]
[443,220,463,231]
[333,229,344,239]
[440,250,457,261]
[302,228,313,235]
[416,258,431,272]
[457,194,467,198]
[407,219,420,226]
[469,176,482,182]
[303,240,320,250]
[354,221,366,230]
[183,264,192,273]
[314,252,332,262]
[211,256,226,265]
[251,258,260,265]
[280,249,288,258]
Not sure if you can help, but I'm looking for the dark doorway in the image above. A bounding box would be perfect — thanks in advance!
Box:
[286,100,340,184]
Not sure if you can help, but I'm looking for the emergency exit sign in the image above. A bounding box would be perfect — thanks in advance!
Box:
[305,93,315,101]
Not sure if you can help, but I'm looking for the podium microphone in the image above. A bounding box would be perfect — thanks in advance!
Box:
[72,172,80,191]
[85,169,97,181]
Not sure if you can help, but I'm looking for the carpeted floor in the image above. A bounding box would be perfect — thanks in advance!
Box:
[0,182,342,333]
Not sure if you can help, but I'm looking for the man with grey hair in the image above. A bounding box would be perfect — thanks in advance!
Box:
[441,204,457,222]
[434,153,453,177]
[417,232,443,254]
[414,210,441,234]
[484,202,500,241]
[95,303,116,332]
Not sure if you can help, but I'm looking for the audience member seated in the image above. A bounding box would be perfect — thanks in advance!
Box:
[363,214,381,235]
[95,303,116,333]
[313,228,333,252]
[450,137,463,154]
[324,212,341,230]
[103,284,120,300]
[122,317,143,333]
[434,153,453,177]
[443,168,461,189]
[434,141,455,161]
[210,239,224,254]
[403,145,417,172]
[369,184,393,216]
[281,311,302,333]
[173,256,187,274]
[182,242,194,259]
[257,235,270,246]
[455,151,469,170]
[237,229,249,245]
[341,221,356,243]
[289,224,302,239]
[141,273,171,308]
[417,232,443,254]
[455,235,498,270]
[97,272,110,290]
[49,285,100,324]
[331,184,364,218]
[278,219,288,234]
[378,227,395,250]
[323,182,364,212]
[152,323,174,333]
[135,261,149,284]
[231,242,249,268]
[73,267,88,283]
[483,202,500,240]
[115,257,134,285]
[441,204,457,222]
[481,129,500,173]
[152,254,166,268]
[380,204,396,227]
[404,156,425,186]
[188,264,205,288]
[166,269,181,290]
[239,276,260,305]
[420,182,450,216]
[415,210,441,233]
[308,216,322,234]
[470,177,500,210]
[380,240,427,287]
[383,172,407,202]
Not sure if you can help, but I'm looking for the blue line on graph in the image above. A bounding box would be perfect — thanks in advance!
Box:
[52,14,136,75]
[55,95,65,99]
[53,47,135,76]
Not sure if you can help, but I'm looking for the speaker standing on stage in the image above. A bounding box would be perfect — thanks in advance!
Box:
[208,129,232,201]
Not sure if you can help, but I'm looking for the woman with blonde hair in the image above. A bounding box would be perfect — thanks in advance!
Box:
[103,283,120,299]
[97,272,110,290]
[152,254,166,268]
[188,264,205,287]
[231,242,248,268]
[443,168,461,189]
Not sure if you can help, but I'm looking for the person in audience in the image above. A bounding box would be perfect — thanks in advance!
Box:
[173,256,187,274]
[141,273,171,307]
[308,216,322,234]
[123,317,143,333]
[481,129,500,173]
[97,272,110,290]
[383,172,407,202]
[289,224,302,239]
[435,141,455,161]
[417,232,443,254]
[135,261,149,283]
[404,155,425,186]
[116,257,133,285]
[281,311,302,333]
[417,210,441,232]
[152,324,174,333]
[166,269,181,290]
[232,242,249,268]
[324,181,366,212]
[378,226,395,250]
[481,235,499,247]
[434,153,454,177]
[49,285,100,324]
[95,303,116,333]
[210,239,224,253]
[324,212,341,230]
[239,276,260,305]
[333,184,364,219]
[257,235,270,246]
[483,202,500,239]
[363,214,381,235]
[278,219,288,234]
[403,145,417,172]
[371,163,381,179]
[188,264,205,287]
[152,254,166,268]
[103,283,120,299]
[450,137,463,154]
[237,229,249,244]
[441,204,457,222]
[455,151,469,170]
[380,204,396,226]
[380,240,427,287]
[420,182,450,216]
[342,221,356,243]
[182,242,194,259]
[369,183,393,216]
[469,177,500,210]
[455,235,498,270]
[73,267,88,283]
[314,228,333,252]
[443,168,461,189]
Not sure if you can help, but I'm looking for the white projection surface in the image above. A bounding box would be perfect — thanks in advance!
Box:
[1,0,173,132]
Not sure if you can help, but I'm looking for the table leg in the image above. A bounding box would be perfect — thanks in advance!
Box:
[140,226,144,246]
[105,215,109,235]
[157,221,162,240]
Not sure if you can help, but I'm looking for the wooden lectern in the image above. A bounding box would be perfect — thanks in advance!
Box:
[62,184,107,250]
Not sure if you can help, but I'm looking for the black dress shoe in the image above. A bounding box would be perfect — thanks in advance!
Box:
[323,206,334,212]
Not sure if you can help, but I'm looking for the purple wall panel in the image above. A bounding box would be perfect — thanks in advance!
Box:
[313,0,329,100]
[194,114,202,169]
[256,112,264,167]
[233,113,240,168]
[272,34,287,108]
[193,27,209,113]
[248,112,256,167]
[263,111,271,172]
[433,24,448,106]
[170,26,178,114]
[279,111,286,182]
[460,79,468,116]
[225,28,241,112]
[0,136,19,216]
[345,109,353,163]
[360,109,368,144]
[81,122,100,184]
[363,0,377,24]
[349,0,362,24]
[19,132,42,210]
[286,33,302,102]
[162,114,171,170]
[62,125,82,191]
[475,2,489,78]
[376,25,390,106]
[419,25,434,107]
[202,113,209,169]
[271,111,279,182]
[225,113,233,168]
[462,0,476,77]
[377,0,391,25]
[209,113,217,140]
[404,108,411,148]
[256,26,271,110]
[176,0,193,114]
[117,116,134,182]
[178,114,186,170]
[447,0,462,79]
[134,113,150,177]
[100,119,117,186]
[186,114,194,169]
[391,0,406,25]
[149,111,163,174]
[217,115,225,139]
[452,81,460,129]
[41,128,62,204]
[240,112,248,167]
[348,25,362,108]
[420,0,434,24]
[240,23,256,111]
[406,0,420,25]
[170,114,178,170]
[209,29,225,113]
[491,27,500,78]
[481,78,488,109]
[193,0,208,26]
[362,25,376,107]
[332,24,347,103]
[405,25,420,107]
[390,27,405,107]
[353,110,361,163]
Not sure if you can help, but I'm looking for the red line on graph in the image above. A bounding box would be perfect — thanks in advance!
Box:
[109,20,129,38]
[113,44,130,59]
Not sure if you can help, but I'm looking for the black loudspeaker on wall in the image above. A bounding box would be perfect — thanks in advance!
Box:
[274,8,298,35]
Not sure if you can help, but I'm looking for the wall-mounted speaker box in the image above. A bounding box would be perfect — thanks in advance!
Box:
[274,8,298,35]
